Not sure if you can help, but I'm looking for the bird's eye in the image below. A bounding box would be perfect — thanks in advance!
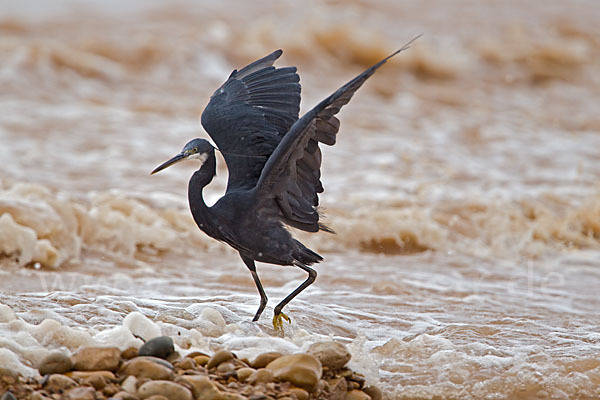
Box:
[192,147,198,152]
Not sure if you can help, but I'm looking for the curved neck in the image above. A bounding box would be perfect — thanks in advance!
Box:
[188,151,216,234]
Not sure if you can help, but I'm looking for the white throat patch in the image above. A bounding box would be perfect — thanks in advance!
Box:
[188,152,208,164]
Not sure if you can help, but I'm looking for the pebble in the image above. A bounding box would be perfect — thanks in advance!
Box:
[328,377,348,400]
[307,341,352,369]
[235,367,255,382]
[67,370,116,380]
[339,369,353,378]
[103,384,119,397]
[45,374,77,393]
[248,395,268,400]
[121,357,174,380]
[112,391,139,400]
[121,347,139,360]
[166,351,182,364]
[178,375,245,400]
[3,344,382,400]
[122,375,138,393]
[65,386,96,400]
[347,381,360,390]
[38,351,73,375]
[193,355,210,366]
[179,357,195,370]
[29,391,49,400]
[217,362,235,373]
[0,369,18,379]
[288,387,309,400]
[345,389,371,400]
[141,356,174,370]
[266,354,322,392]
[206,350,234,369]
[137,380,192,400]
[71,347,121,372]
[81,373,107,390]
[185,351,209,358]
[347,373,365,388]
[251,352,283,369]
[363,386,382,400]
[248,368,274,384]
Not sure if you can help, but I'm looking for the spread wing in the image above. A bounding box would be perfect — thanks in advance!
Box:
[255,38,419,233]
[200,50,301,192]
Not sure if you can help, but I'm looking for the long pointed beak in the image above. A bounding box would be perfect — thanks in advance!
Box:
[151,153,186,175]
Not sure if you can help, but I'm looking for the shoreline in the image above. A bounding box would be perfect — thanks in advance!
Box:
[0,338,381,400]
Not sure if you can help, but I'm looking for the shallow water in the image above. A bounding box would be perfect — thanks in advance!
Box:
[1,0,600,398]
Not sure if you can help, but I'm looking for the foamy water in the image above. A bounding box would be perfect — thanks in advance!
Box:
[1,0,600,398]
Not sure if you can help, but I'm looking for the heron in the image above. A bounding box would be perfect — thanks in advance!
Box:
[152,37,419,330]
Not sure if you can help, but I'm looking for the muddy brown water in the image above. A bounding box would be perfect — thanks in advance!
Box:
[1,1,599,398]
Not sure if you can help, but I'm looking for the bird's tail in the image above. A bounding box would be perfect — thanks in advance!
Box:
[293,240,323,265]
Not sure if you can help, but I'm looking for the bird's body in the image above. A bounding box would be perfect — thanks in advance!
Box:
[185,143,322,267]
[193,181,320,266]
[152,38,418,329]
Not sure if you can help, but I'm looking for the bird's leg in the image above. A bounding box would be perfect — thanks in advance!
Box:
[273,261,317,331]
[241,256,268,322]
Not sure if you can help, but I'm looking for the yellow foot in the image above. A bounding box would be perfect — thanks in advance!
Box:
[272,312,291,332]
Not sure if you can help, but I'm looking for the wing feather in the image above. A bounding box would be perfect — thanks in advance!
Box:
[200,50,301,192]
[255,37,419,232]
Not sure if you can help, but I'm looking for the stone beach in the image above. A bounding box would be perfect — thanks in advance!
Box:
[0,338,381,400]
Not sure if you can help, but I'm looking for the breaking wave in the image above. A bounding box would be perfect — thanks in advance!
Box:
[2,179,599,269]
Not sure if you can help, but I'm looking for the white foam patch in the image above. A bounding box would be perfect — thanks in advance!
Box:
[0,304,382,386]
[0,304,17,323]
[168,326,207,351]
[122,311,162,340]
[0,307,148,375]
[31,319,96,349]
[94,326,144,350]
[221,335,301,361]
[0,318,62,376]
[0,183,81,268]
[0,213,38,265]
[346,334,383,387]
[0,348,37,377]
[190,319,222,338]
[201,307,226,329]
[0,181,216,270]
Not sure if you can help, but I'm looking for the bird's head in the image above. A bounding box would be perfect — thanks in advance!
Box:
[151,138,215,175]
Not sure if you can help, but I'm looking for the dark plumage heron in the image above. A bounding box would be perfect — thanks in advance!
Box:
[152,37,418,330]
